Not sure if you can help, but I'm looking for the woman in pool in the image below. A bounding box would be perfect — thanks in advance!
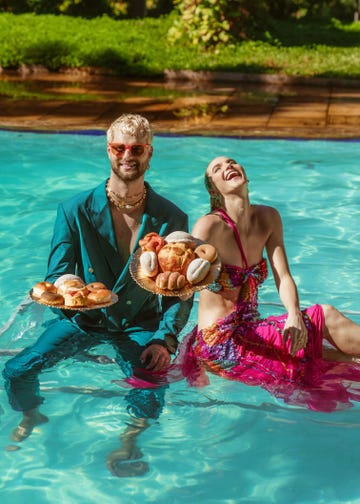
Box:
[179,155,360,411]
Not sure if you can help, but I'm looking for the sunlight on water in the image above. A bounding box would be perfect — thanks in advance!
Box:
[0,131,359,504]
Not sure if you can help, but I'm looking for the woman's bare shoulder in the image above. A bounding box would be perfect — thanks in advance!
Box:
[253,204,281,221]
[253,203,278,213]
[192,213,222,241]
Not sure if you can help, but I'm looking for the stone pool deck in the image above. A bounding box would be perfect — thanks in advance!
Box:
[0,70,360,138]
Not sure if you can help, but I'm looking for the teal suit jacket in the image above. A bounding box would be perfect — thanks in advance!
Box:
[45,180,192,350]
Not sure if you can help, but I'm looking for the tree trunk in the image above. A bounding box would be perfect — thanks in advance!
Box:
[128,0,147,18]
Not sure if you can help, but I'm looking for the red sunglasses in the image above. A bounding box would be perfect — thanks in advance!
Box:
[108,143,150,157]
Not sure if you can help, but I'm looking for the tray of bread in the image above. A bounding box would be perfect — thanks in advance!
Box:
[130,231,221,297]
[30,274,118,310]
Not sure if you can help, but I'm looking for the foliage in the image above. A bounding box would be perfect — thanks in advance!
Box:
[0,0,171,17]
[0,0,358,23]
[305,0,356,22]
[267,0,358,22]
[174,103,228,119]
[0,13,360,80]
[168,0,269,47]
[0,13,176,73]
[58,0,112,18]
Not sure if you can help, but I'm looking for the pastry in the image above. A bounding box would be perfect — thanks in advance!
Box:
[165,231,196,248]
[54,274,82,288]
[40,291,65,306]
[63,288,89,307]
[86,282,107,292]
[32,281,57,298]
[139,232,166,254]
[186,258,211,284]
[157,242,196,275]
[57,278,86,296]
[87,288,112,305]
[155,271,186,290]
[139,251,159,277]
[194,243,218,263]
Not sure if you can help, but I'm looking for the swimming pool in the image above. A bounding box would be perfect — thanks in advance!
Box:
[0,130,359,503]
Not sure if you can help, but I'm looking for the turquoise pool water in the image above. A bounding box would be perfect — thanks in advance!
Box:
[0,130,359,503]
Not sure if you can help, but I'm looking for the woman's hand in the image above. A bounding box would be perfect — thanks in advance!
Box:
[283,311,308,356]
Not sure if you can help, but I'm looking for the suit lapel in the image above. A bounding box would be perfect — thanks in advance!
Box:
[88,181,122,280]
[87,182,167,295]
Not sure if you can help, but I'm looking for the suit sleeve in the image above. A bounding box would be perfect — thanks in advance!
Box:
[149,296,193,353]
[45,203,77,283]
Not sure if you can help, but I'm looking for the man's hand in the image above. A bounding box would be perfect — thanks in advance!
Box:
[283,311,308,357]
[140,344,171,372]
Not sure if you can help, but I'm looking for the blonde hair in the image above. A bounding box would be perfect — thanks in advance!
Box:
[107,114,153,143]
[204,172,223,211]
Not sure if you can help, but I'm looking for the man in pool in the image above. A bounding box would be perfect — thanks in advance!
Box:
[2,113,193,477]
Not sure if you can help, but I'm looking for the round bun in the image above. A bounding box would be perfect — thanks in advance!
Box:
[165,231,196,248]
[155,271,186,291]
[186,258,211,285]
[32,281,57,298]
[140,251,159,278]
[40,291,64,306]
[168,272,186,290]
[63,288,89,307]
[54,274,83,288]
[57,279,86,296]
[155,271,169,290]
[86,282,107,292]
[157,242,196,275]
[194,243,218,263]
[87,289,112,305]
[139,232,166,254]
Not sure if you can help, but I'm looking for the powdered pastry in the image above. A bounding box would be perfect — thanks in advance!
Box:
[186,257,211,284]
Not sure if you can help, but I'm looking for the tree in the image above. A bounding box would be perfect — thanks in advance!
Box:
[168,0,269,48]
[128,0,147,17]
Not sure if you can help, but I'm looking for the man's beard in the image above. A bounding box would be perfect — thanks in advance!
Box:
[111,161,146,182]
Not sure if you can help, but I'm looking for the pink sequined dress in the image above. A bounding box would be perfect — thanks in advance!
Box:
[180,208,360,411]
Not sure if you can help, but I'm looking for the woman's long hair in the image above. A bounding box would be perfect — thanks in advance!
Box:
[204,173,222,211]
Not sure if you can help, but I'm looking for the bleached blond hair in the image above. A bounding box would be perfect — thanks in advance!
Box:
[107,114,153,143]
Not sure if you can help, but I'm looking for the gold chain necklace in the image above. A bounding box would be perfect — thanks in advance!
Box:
[106,180,147,210]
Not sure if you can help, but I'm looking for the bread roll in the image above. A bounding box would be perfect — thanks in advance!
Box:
[32,281,57,298]
[186,258,211,285]
[86,282,107,292]
[40,291,64,306]
[157,242,196,275]
[168,271,186,290]
[155,271,186,291]
[155,271,171,290]
[194,243,218,263]
[139,251,159,278]
[54,274,83,288]
[63,288,89,307]
[139,232,166,254]
[57,279,86,296]
[165,231,196,248]
[87,289,112,305]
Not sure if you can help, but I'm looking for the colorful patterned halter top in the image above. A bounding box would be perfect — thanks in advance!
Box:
[208,208,268,319]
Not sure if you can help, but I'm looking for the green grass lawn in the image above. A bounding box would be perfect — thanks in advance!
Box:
[1,12,360,79]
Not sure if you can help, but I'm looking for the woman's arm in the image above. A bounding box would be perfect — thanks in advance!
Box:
[265,207,308,356]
